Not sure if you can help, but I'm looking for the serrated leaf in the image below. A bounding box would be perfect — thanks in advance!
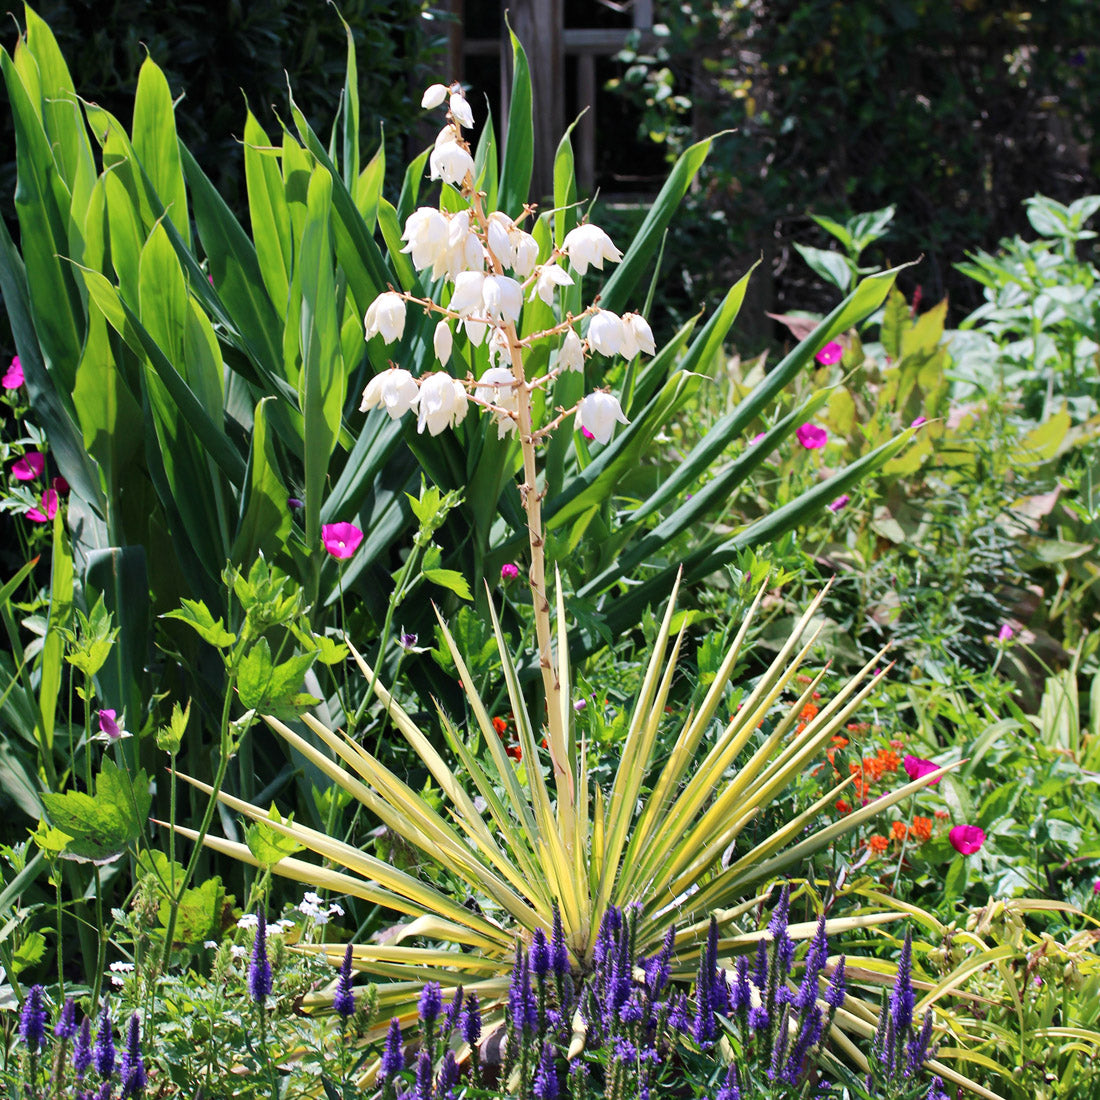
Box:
[423,568,473,601]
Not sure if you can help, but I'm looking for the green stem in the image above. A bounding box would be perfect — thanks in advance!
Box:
[90,865,106,1009]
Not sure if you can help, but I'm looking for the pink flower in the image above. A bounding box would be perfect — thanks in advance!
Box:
[26,489,58,523]
[580,427,595,441]
[796,423,828,449]
[815,341,843,365]
[827,494,850,512]
[997,623,1013,642]
[910,416,927,428]
[321,522,363,560]
[98,709,122,740]
[51,476,70,497]
[501,563,520,581]
[1093,880,1100,895]
[11,452,45,481]
[749,432,766,445]
[903,754,941,785]
[949,824,986,855]
[2,355,24,389]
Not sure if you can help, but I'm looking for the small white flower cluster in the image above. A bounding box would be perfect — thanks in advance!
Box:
[358,79,657,448]
[299,891,345,926]
[109,960,135,987]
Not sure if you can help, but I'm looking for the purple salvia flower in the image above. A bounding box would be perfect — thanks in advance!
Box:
[55,997,77,1041]
[73,1016,93,1078]
[907,1011,935,1073]
[94,1007,116,1078]
[748,1003,770,1032]
[692,931,716,1046]
[119,1014,146,1098]
[531,928,550,978]
[645,926,675,996]
[784,1005,823,1084]
[768,884,796,976]
[509,948,537,1034]
[926,1076,947,1100]
[768,1004,790,1080]
[97,1083,113,1100]
[462,993,482,1048]
[796,914,828,1010]
[890,928,916,1037]
[825,958,846,1009]
[436,1051,459,1098]
[248,910,273,1005]
[333,943,356,1018]
[550,904,569,977]
[717,1063,742,1100]
[668,991,691,1033]
[443,986,465,1035]
[533,1043,559,1100]
[380,1018,404,1079]
[620,993,645,1025]
[753,938,768,992]
[18,984,47,1052]
[414,1049,433,1100]
[612,1037,637,1063]
[419,981,443,1024]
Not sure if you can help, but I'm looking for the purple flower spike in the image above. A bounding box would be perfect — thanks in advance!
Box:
[890,928,915,1036]
[120,1014,146,1098]
[907,1011,935,1074]
[462,993,482,1048]
[795,914,828,1010]
[97,1083,114,1100]
[55,998,77,1041]
[94,1007,116,1079]
[443,986,465,1035]
[333,943,356,1018]
[717,1063,742,1100]
[730,956,751,1013]
[414,1050,432,1100]
[18,985,47,1052]
[825,958,847,1009]
[534,1043,559,1100]
[419,981,443,1025]
[753,938,768,992]
[380,1018,404,1079]
[550,904,569,977]
[248,910,273,1005]
[531,928,550,978]
[769,884,796,976]
[73,1016,93,1078]
[437,1051,459,1098]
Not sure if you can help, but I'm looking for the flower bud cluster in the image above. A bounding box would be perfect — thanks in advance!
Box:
[357,78,653,448]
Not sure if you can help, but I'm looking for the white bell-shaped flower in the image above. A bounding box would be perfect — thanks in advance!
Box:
[417,373,468,436]
[511,231,539,277]
[486,327,511,368]
[531,262,574,307]
[576,391,629,445]
[450,270,486,316]
[620,312,657,358]
[433,320,453,366]
[557,328,585,372]
[430,139,474,188]
[360,367,419,419]
[477,364,519,437]
[449,92,474,129]
[562,223,623,276]
[482,274,523,323]
[364,292,406,344]
[487,213,515,268]
[464,319,488,346]
[421,83,448,110]
[587,309,624,357]
[401,207,449,272]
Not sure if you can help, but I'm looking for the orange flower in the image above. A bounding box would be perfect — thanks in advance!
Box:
[934,809,950,821]
[800,702,819,722]
[868,834,890,854]
[796,673,813,684]
[835,799,851,814]
[831,735,849,748]
[492,716,508,735]
[876,749,900,773]
[891,821,909,843]
[506,743,522,761]
[911,816,933,843]
[889,738,904,750]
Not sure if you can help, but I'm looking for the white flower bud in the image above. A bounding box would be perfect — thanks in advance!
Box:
[477,364,518,437]
[577,391,629,445]
[621,312,656,357]
[433,320,453,366]
[449,92,474,129]
[364,292,406,344]
[360,367,418,419]
[417,373,468,436]
[487,213,515,268]
[511,231,540,277]
[531,262,574,307]
[587,309,624,357]
[429,140,474,188]
[558,328,585,372]
[486,327,511,368]
[464,319,488,346]
[421,83,448,110]
[482,274,523,323]
[450,270,485,316]
[562,223,623,276]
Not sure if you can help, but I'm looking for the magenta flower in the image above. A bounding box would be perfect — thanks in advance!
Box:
[749,432,766,445]
[997,623,1013,642]
[501,562,520,581]
[580,426,595,441]
[949,825,985,855]
[815,341,843,365]
[796,423,828,449]
[902,754,941,785]
[322,522,363,560]
[3,356,24,389]
[12,452,44,481]
[98,709,122,740]
[51,476,70,497]
[26,489,58,523]
[827,494,850,512]
[1093,880,1100,895]
[910,416,927,428]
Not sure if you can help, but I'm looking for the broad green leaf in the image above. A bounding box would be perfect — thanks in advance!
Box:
[231,397,292,566]
[244,110,292,311]
[423,568,473,601]
[498,27,532,216]
[247,806,306,867]
[132,57,190,247]
[162,599,237,649]
[157,875,227,943]
[793,242,851,292]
